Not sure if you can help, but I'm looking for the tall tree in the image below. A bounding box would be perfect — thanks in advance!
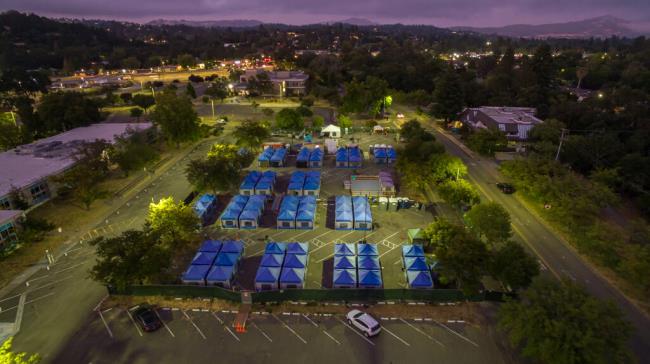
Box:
[147,197,199,247]
[185,83,197,99]
[132,94,155,114]
[0,337,40,364]
[110,129,159,176]
[435,229,490,294]
[499,279,632,364]
[465,202,512,245]
[151,89,200,147]
[432,68,465,122]
[36,92,101,135]
[275,108,304,131]
[233,120,270,151]
[490,241,539,290]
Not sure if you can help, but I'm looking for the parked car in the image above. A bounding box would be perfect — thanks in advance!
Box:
[346,309,381,337]
[129,304,162,332]
[497,183,515,194]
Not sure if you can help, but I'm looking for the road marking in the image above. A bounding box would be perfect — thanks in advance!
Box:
[393,257,402,265]
[434,321,478,347]
[378,242,402,259]
[272,314,307,344]
[29,275,75,293]
[125,310,143,337]
[183,310,207,340]
[211,312,224,324]
[336,317,375,346]
[322,330,341,345]
[251,322,273,342]
[310,230,334,242]
[154,309,175,337]
[98,310,113,338]
[302,314,318,327]
[225,326,241,342]
[287,229,314,241]
[399,318,444,346]
[382,326,410,346]
[24,292,55,305]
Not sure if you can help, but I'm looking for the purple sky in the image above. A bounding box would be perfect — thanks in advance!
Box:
[2,0,650,27]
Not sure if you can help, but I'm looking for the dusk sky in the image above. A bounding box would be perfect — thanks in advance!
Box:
[2,0,650,27]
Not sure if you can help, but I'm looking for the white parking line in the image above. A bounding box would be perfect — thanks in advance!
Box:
[251,322,273,342]
[382,326,410,346]
[125,310,143,337]
[272,314,307,344]
[182,311,207,340]
[322,330,341,345]
[302,314,318,327]
[98,310,113,338]
[378,241,403,259]
[225,326,241,342]
[393,257,402,265]
[310,230,334,242]
[154,309,175,338]
[399,318,444,346]
[435,321,479,347]
[336,317,375,346]
[211,312,224,324]
[286,229,314,241]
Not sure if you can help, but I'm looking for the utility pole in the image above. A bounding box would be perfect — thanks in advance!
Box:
[555,128,568,161]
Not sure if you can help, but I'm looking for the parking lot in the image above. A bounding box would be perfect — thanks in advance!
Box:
[51,306,509,364]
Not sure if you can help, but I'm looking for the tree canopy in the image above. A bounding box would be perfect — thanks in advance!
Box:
[233,120,270,151]
[465,202,512,245]
[275,108,304,131]
[151,89,201,146]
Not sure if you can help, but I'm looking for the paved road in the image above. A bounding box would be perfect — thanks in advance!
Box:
[430,126,650,361]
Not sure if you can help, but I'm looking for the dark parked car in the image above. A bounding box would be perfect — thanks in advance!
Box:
[497,183,515,194]
[129,305,162,332]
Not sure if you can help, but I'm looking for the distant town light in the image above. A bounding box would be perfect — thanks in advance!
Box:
[598,92,604,98]
[485,41,491,46]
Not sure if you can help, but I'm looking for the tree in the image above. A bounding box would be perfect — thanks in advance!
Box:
[340,76,389,116]
[121,56,140,70]
[90,229,171,291]
[54,141,111,209]
[204,82,228,103]
[0,337,40,364]
[466,128,508,157]
[188,74,204,83]
[176,54,196,69]
[151,89,200,146]
[498,279,632,364]
[432,68,465,122]
[119,92,133,104]
[437,179,480,209]
[147,197,199,247]
[233,120,270,151]
[275,108,304,131]
[312,115,325,128]
[296,105,313,117]
[132,94,155,114]
[36,92,101,135]
[399,119,426,142]
[434,229,489,294]
[423,217,467,253]
[186,143,246,194]
[465,202,512,245]
[490,241,539,290]
[185,83,197,99]
[129,107,143,119]
[527,118,565,158]
[0,115,28,151]
[111,129,159,176]
[338,114,352,129]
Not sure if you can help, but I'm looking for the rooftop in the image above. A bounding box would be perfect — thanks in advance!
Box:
[473,106,542,125]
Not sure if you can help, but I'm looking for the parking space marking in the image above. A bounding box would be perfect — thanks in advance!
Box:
[286,229,314,241]
[322,330,341,345]
[154,309,175,338]
[182,311,207,340]
[335,317,375,346]
[302,314,318,327]
[399,318,444,347]
[251,322,273,342]
[98,310,113,339]
[125,310,143,337]
[211,311,224,324]
[435,321,479,347]
[382,326,411,346]
[225,326,241,342]
[378,241,403,259]
[272,314,307,344]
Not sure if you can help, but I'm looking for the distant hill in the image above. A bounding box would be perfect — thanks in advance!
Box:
[322,18,378,26]
[147,19,263,28]
[452,15,641,39]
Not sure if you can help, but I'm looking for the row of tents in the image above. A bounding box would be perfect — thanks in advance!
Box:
[296,146,324,168]
[255,242,310,291]
[258,147,288,167]
[401,244,434,289]
[277,195,317,229]
[332,243,383,289]
[181,240,245,288]
[220,195,266,229]
[369,144,397,164]
[335,146,363,168]
[193,194,219,226]
[287,171,321,197]
[335,196,372,230]
[239,170,277,196]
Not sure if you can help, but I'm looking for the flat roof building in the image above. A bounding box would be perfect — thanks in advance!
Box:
[459,106,543,140]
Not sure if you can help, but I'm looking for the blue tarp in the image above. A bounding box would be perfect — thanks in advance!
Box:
[206,265,234,282]
[191,252,217,265]
[260,253,285,267]
[239,208,260,221]
[333,269,357,286]
[296,196,316,222]
[255,176,275,192]
[334,255,356,269]
[264,242,287,255]
[282,253,307,269]
[182,264,210,282]
[353,196,371,223]
[297,147,311,162]
[194,194,216,217]
[288,171,306,191]
[240,171,262,190]
[277,208,297,221]
[374,148,387,159]
[198,240,222,253]
[402,244,425,258]
[214,252,240,267]
[309,148,323,162]
[220,240,244,255]
[348,147,362,163]
[357,243,379,256]
[255,266,281,283]
[303,172,321,191]
[280,267,305,284]
[358,270,382,288]
[334,243,356,256]
[244,195,265,212]
[278,195,299,220]
[404,256,428,271]
[258,147,274,162]
[286,242,309,255]
[270,148,287,162]
[220,195,249,221]
[407,270,433,288]
[387,148,397,160]
[335,147,347,162]
[357,255,381,270]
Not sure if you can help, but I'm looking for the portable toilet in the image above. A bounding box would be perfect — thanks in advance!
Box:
[255,266,281,291]
[333,269,357,288]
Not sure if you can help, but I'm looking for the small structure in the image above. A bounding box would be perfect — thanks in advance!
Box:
[321,124,341,138]
[406,270,433,289]
[296,147,311,168]
[352,196,372,230]
[404,256,429,271]
[357,243,379,256]
[257,147,274,167]
[287,171,306,196]
[335,147,348,168]
[334,196,353,230]
[373,146,387,164]
[264,242,287,255]
[219,195,248,229]
[357,255,381,270]
[334,242,356,256]
[279,267,306,289]
[259,253,285,268]
[303,171,321,197]
[324,139,338,154]
[238,195,265,229]
[269,147,287,167]
[255,266,281,291]
[190,251,217,266]
[309,147,324,168]
[379,171,396,196]
[255,171,277,195]
[386,147,397,164]
[277,195,299,229]
[198,239,222,253]
[349,171,396,197]
[295,195,316,229]
[407,228,427,245]
[348,146,363,168]
[282,253,307,269]
[333,269,357,288]
[205,265,236,288]
[358,270,382,289]
[334,255,356,270]
[181,265,210,285]
[239,171,262,195]
[402,244,425,258]
[286,242,309,255]
[220,240,245,255]
[193,194,218,226]
[214,252,241,268]
[372,125,385,134]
